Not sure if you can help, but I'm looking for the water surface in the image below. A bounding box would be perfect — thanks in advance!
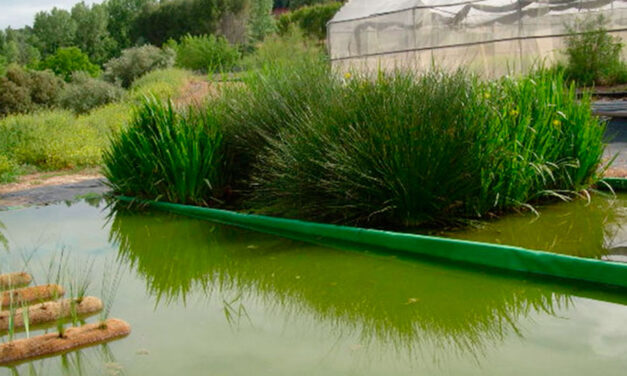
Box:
[0,196,626,375]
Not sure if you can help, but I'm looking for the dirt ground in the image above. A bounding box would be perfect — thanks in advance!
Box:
[0,170,108,210]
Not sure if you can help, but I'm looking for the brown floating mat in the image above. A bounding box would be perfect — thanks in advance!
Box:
[0,318,131,366]
[0,296,103,332]
[1,285,64,309]
[0,273,32,290]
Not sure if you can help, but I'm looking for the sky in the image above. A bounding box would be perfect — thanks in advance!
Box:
[0,0,102,29]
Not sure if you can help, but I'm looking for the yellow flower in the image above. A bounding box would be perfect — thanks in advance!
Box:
[484,92,491,99]
[509,108,519,117]
[552,119,561,127]
[344,72,352,80]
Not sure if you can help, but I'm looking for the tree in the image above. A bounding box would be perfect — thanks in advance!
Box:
[2,28,41,67]
[105,0,153,53]
[71,2,117,65]
[249,0,276,42]
[33,8,77,56]
[40,47,100,81]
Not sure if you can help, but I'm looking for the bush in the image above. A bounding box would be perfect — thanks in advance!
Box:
[39,47,100,81]
[0,110,102,170]
[564,15,627,86]
[59,72,125,114]
[240,27,325,71]
[0,103,129,172]
[174,34,240,73]
[277,1,342,40]
[223,62,606,226]
[103,98,224,205]
[0,154,18,183]
[130,68,192,101]
[0,65,64,116]
[103,45,175,88]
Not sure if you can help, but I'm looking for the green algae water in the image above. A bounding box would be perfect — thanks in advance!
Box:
[0,195,626,375]
[444,193,627,261]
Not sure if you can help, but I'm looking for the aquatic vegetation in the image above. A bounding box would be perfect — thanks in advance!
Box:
[103,98,225,205]
[231,66,607,226]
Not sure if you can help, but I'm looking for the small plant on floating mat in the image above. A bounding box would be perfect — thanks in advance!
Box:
[99,259,124,327]
[68,258,95,326]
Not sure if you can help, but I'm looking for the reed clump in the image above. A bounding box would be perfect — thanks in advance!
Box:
[104,56,607,228]
[103,97,224,205]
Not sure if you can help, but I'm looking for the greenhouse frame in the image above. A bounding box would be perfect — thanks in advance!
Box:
[327,0,627,76]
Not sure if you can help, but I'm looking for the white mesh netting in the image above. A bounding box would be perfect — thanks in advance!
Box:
[328,0,627,76]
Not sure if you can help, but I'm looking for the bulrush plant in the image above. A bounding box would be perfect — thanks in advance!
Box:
[104,55,607,228]
[245,68,606,226]
[103,97,225,205]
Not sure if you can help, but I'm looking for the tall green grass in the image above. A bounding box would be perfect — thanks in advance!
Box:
[104,50,607,227]
[103,98,224,205]
[241,68,606,226]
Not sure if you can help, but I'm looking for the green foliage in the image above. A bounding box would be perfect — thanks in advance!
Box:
[274,0,331,10]
[33,8,77,56]
[130,68,193,101]
[59,72,125,114]
[0,154,18,183]
[103,45,175,88]
[71,2,117,65]
[40,47,100,81]
[0,55,6,76]
[103,98,224,205]
[248,0,276,42]
[105,0,153,53]
[131,0,248,46]
[174,34,240,72]
[241,27,324,71]
[0,102,130,172]
[220,61,605,227]
[277,1,342,39]
[1,29,41,67]
[0,65,64,116]
[0,110,102,170]
[564,15,627,86]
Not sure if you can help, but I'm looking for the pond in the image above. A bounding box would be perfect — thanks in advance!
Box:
[0,194,626,375]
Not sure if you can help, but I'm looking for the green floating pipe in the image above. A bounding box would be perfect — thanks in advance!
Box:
[117,195,627,291]
[602,177,627,191]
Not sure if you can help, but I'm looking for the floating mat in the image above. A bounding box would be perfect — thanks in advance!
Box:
[1,285,64,309]
[0,296,103,332]
[0,273,31,290]
[118,196,627,291]
[0,318,131,366]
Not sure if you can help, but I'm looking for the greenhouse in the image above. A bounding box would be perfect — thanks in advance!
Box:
[328,0,627,76]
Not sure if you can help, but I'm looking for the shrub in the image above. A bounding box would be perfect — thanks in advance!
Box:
[103,98,224,205]
[224,63,606,226]
[59,72,125,114]
[40,47,100,81]
[564,15,627,86]
[240,27,325,71]
[0,103,129,172]
[0,65,64,116]
[277,1,342,40]
[103,45,175,88]
[0,154,18,182]
[175,34,240,73]
[130,68,192,101]
[0,110,102,170]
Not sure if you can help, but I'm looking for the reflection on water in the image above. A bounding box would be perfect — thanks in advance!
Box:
[444,193,627,259]
[1,196,627,375]
[110,206,574,362]
[4,344,122,376]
